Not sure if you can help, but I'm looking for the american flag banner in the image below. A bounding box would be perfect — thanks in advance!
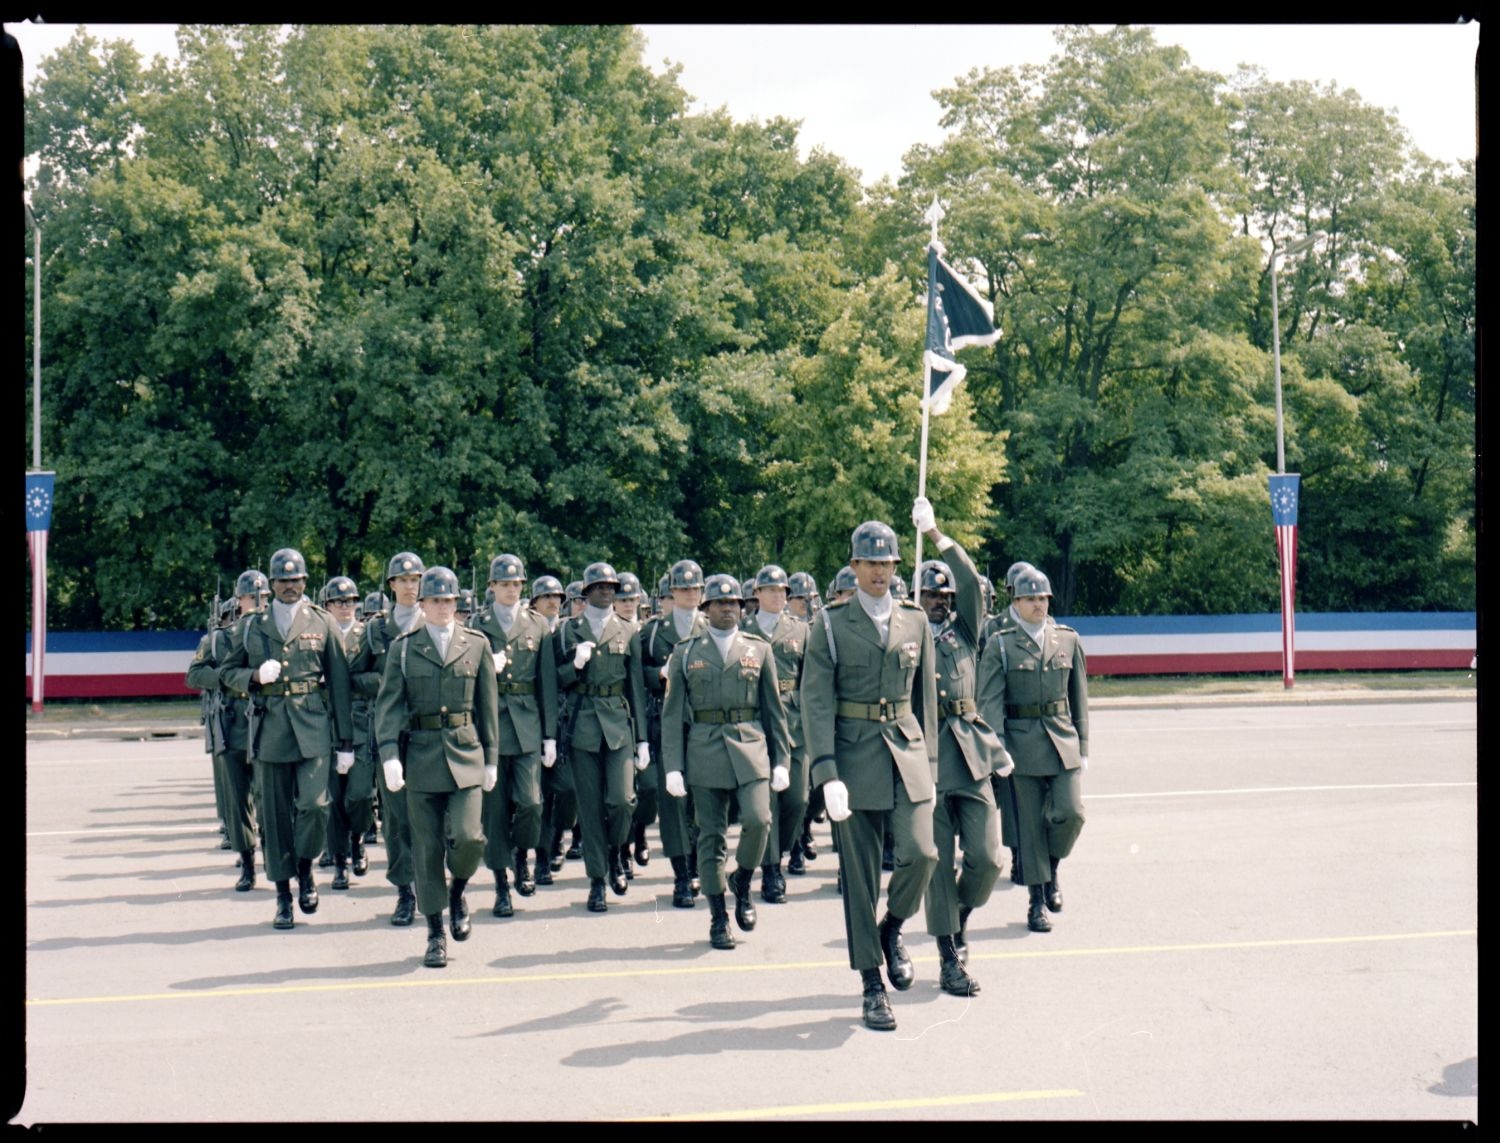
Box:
[1269,473,1300,688]
[26,471,55,712]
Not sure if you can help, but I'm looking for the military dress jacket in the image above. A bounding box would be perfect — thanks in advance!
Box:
[336,619,371,748]
[801,595,938,811]
[372,624,500,793]
[932,541,1013,790]
[740,610,809,752]
[555,611,648,752]
[977,614,1088,777]
[662,628,791,790]
[638,610,710,706]
[186,624,250,753]
[469,604,558,756]
[218,601,353,762]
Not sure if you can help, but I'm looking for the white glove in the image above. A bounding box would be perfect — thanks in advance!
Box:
[912,495,936,533]
[335,751,355,775]
[483,764,498,792]
[542,739,557,768]
[659,663,670,680]
[635,743,651,772]
[256,659,282,685]
[491,650,508,674]
[822,779,851,822]
[382,758,405,793]
[665,770,687,798]
[994,757,1015,779]
[573,641,595,670]
[1080,755,1089,772]
[771,765,790,793]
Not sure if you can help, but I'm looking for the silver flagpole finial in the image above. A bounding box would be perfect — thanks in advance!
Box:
[923,195,945,248]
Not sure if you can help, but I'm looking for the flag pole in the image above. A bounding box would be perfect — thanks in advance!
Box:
[913,366,932,599]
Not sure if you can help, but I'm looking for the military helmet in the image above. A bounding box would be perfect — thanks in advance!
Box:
[386,551,425,582]
[754,565,788,591]
[668,559,704,591]
[1012,567,1053,599]
[786,571,816,599]
[657,573,671,599]
[531,575,565,600]
[419,566,461,600]
[270,548,308,580]
[488,554,525,583]
[616,571,642,600]
[218,598,239,625]
[1004,561,1036,594]
[831,565,858,595]
[919,560,956,595]
[850,520,900,562]
[457,588,477,614]
[235,569,269,598]
[740,577,758,600]
[979,574,996,612]
[582,562,620,591]
[484,587,495,604]
[565,581,583,604]
[362,591,389,618]
[322,576,360,603]
[702,574,743,603]
[890,576,909,601]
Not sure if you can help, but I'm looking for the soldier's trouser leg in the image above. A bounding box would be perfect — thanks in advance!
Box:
[483,752,542,873]
[769,742,810,859]
[210,748,230,828]
[218,749,257,854]
[327,757,352,861]
[344,749,376,841]
[1013,770,1085,887]
[924,780,1001,937]
[691,786,732,896]
[571,744,635,881]
[256,756,330,883]
[833,781,937,972]
[632,756,660,831]
[656,769,693,859]
[377,757,414,887]
[408,787,484,917]
[993,772,1022,848]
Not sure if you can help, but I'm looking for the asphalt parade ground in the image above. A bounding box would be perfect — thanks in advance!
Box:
[16,693,1476,1124]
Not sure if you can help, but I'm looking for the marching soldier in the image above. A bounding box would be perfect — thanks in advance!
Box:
[185,573,262,891]
[742,564,810,904]
[739,579,760,620]
[979,560,1037,884]
[555,562,650,912]
[978,567,1088,934]
[351,552,428,926]
[457,588,477,626]
[372,567,499,968]
[662,574,790,950]
[217,549,354,930]
[527,574,575,885]
[635,558,710,908]
[361,591,390,623]
[613,572,644,628]
[470,555,558,918]
[801,520,939,1031]
[565,581,585,619]
[785,571,824,876]
[911,497,1014,996]
[826,565,858,604]
[785,572,817,621]
[321,576,375,891]
[530,576,566,630]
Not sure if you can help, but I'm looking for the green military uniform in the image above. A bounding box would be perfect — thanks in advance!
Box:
[801,589,939,976]
[555,606,649,892]
[920,538,1010,957]
[637,605,710,864]
[186,617,258,869]
[662,624,791,901]
[977,601,1088,910]
[326,608,375,882]
[741,604,810,890]
[977,607,1025,874]
[471,599,558,894]
[372,619,500,919]
[217,598,354,887]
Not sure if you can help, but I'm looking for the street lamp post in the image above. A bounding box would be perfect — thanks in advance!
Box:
[1268,231,1322,690]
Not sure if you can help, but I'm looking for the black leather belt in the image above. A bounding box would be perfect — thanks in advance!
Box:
[941,698,976,717]
[260,679,322,696]
[1006,699,1069,719]
[575,682,625,697]
[777,678,797,693]
[693,707,758,724]
[837,699,911,722]
[497,681,536,696]
[410,712,473,730]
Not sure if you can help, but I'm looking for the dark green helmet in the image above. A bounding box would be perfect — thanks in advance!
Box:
[830,566,858,595]
[565,581,583,604]
[419,566,461,600]
[488,554,525,583]
[1004,561,1036,595]
[616,571,642,600]
[786,571,816,599]
[361,591,389,618]
[270,548,308,580]
[1012,568,1053,598]
[668,559,704,591]
[321,576,360,603]
[234,569,269,598]
[531,575,565,600]
[386,551,425,582]
[657,573,671,599]
[919,560,956,595]
[582,562,620,591]
[702,574,743,603]
[850,521,900,562]
[457,588,477,614]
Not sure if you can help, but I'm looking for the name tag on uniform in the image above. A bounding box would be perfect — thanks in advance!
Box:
[613,641,626,655]
[300,634,324,651]
[688,660,711,671]
[525,638,536,651]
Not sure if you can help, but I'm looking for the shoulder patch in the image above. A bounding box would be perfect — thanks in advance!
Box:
[740,630,769,644]
[899,599,924,611]
[826,598,851,610]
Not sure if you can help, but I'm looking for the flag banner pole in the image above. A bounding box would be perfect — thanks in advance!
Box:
[913,369,933,599]
[1269,474,1300,689]
[26,471,56,713]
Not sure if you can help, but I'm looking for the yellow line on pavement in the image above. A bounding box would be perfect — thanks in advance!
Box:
[621,1088,1087,1121]
[26,929,1475,1007]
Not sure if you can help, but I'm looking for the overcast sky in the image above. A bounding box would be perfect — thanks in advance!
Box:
[8,21,1479,183]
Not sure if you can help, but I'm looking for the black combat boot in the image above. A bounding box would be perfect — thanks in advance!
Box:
[786,838,807,875]
[1027,883,1052,932]
[619,843,635,881]
[566,825,583,861]
[296,857,319,914]
[273,882,295,930]
[533,846,554,885]
[669,855,695,908]
[633,821,650,866]
[801,822,818,861]
[449,877,471,940]
[860,967,895,1031]
[1045,857,1063,913]
[955,905,973,964]
[607,848,629,896]
[351,834,369,877]
[587,878,609,912]
[937,934,980,996]
[1010,847,1024,885]
[317,849,334,868]
[493,870,514,918]
[760,863,785,904]
[331,858,350,891]
[730,867,758,931]
[878,912,914,990]
[235,851,256,892]
[708,893,735,950]
[391,884,417,926]
[514,849,535,896]
[423,913,447,968]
